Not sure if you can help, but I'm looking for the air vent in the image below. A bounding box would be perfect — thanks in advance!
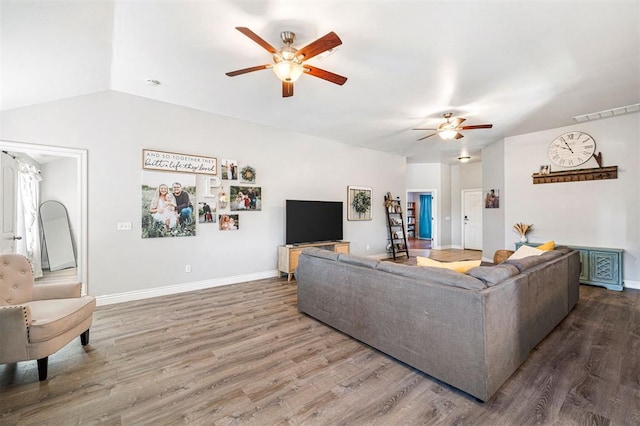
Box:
[572,103,640,122]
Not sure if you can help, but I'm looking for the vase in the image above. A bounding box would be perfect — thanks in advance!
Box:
[520,235,528,243]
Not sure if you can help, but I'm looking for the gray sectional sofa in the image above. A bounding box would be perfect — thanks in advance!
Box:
[296,246,581,401]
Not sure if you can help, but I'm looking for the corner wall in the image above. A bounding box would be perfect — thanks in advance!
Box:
[1,91,407,298]
[503,113,639,285]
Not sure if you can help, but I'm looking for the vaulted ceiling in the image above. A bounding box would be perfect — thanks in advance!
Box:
[2,1,638,164]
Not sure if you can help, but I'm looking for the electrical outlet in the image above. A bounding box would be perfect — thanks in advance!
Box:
[185,265,191,273]
[366,244,370,251]
[117,222,132,231]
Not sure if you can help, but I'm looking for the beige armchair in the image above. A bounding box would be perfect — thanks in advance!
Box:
[0,254,95,381]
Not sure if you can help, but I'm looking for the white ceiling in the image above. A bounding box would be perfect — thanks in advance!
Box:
[2,1,639,164]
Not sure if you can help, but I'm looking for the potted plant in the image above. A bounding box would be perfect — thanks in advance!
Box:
[513,222,533,242]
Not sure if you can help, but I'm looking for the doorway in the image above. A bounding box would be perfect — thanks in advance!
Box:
[462,189,483,250]
[0,140,88,292]
[406,189,437,250]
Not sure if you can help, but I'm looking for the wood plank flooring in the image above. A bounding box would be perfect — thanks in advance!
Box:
[1,252,639,425]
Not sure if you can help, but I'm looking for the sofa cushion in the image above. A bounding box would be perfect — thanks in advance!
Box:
[467,264,519,286]
[337,253,380,269]
[416,257,481,273]
[508,245,544,260]
[506,249,562,272]
[300,247,340,261]
[24,297,96,343]
[376,261,487,290]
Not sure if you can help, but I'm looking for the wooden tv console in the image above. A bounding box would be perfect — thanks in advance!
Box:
[278,241,350,281]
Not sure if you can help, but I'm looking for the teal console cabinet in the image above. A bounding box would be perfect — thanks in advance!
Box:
[515,243,623,291]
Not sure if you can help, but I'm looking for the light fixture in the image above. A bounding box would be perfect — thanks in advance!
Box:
[458,156,471,163]
[272,60,304,82]
[437,112,459,140]
[439,129,458,140]
[272,32,304,83]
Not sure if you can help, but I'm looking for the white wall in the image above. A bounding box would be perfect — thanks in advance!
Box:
[503,113,639,285]
[0,91,406,298]
[406,163,450,248]
[481,140,505,260]
[408,162,484,249]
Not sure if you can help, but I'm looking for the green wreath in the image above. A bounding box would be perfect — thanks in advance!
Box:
[240,165,256,182]
[352,191,371,214]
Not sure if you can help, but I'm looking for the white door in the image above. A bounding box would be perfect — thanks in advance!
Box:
[463,190,482,250]
[1,152,18,253]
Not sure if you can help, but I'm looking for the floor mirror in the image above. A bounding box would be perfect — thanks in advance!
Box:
[40,200,76,271]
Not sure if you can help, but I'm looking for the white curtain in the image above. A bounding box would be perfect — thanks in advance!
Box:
[16,158,43,278]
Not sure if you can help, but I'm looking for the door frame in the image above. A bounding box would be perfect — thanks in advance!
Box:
[461,188,483,250]
[406,189,437,249]
[0,140,88,293]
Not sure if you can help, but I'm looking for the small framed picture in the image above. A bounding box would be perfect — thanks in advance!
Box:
[539,164,551,175]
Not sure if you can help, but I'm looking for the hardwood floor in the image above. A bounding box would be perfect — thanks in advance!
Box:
[2,255,639,425]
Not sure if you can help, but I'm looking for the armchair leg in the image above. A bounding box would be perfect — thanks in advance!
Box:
[81,329,90,346]
[37,357,48,381]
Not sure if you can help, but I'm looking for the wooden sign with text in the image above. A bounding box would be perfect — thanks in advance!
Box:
[142,149,217,175]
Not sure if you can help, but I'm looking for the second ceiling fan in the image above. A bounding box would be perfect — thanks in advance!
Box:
[225,27,347,97]
[414,113,493,141]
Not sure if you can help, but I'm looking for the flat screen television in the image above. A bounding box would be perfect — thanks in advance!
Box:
[285,200,343,245]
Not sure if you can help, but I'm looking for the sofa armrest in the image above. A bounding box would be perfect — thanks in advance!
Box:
[32,282,82,300]
[0,305,31,361]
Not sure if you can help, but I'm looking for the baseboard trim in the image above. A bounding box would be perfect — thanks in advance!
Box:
[96,270,280,306]
[624,280,640,290]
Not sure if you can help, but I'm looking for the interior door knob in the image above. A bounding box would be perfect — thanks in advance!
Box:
[13,236,22,240]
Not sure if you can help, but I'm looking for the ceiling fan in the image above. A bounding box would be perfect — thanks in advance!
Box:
[413,113,493,141]
[225,27,347,98]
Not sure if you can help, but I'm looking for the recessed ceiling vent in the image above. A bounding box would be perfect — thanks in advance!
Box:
[572,103,640,122]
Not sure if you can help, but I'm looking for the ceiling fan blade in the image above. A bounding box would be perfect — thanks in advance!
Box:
[303,65,347,85]
[283,81,294,97]
[235,27,277,53]
[412,127,438,131]
[455,132,464,139]
[417,133,437,141]
[225,64,271,77]
[451,118,466,127]
[297,32,342,61]
[460,124,493,130]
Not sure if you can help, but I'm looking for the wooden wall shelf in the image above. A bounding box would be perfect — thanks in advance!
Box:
[532,166,618,184]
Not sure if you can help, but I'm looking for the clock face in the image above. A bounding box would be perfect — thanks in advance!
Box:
[548,131,596,167]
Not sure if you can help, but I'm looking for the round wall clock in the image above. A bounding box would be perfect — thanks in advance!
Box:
[548,131,596,167]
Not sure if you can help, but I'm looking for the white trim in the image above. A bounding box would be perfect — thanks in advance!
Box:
[624,280,640,290]
[96,269,280,306]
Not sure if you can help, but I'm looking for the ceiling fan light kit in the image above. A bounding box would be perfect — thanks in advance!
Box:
[413,112,493,141]
[226,27,347,97]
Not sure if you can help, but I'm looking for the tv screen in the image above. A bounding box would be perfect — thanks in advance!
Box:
[285,200,343,245]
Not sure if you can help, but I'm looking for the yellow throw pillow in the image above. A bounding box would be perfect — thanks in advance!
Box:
[537,240,555,251]
[416,256,481,273]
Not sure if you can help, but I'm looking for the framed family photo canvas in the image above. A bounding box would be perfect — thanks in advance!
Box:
[230,186,262,211]
[484,189,500,209]
[141,171,196,238]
